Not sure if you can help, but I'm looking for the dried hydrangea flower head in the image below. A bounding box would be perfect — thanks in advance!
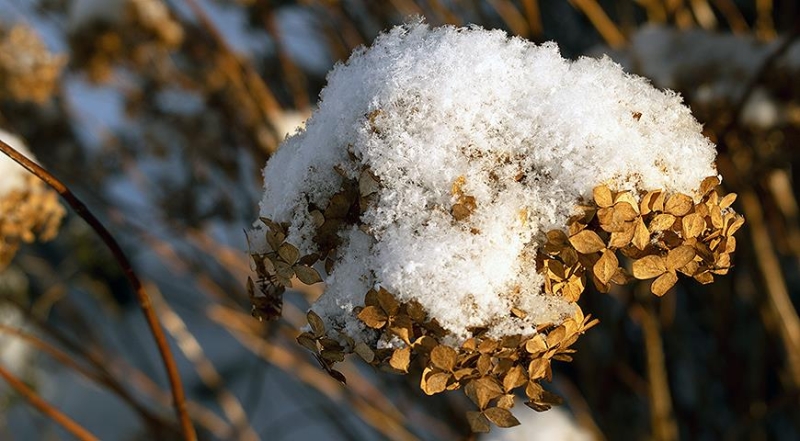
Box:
[0,25,66,103]
[68,0,184,82]
[248,22,742,431]
[0,130,66,269]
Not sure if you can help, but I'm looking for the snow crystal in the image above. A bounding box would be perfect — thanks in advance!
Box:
[255,22,717,340]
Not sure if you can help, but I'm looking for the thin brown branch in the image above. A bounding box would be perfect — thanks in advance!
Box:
[0,139,196,441]
[631,303,678,441]
[149,284,260,441]
[0,363,99,441]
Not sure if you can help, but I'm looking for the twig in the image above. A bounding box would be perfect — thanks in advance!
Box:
[631,303,678,441]
[0,139,196,441]
[0,363,99,441]
[149,284,260,441]
[568,0,626,48]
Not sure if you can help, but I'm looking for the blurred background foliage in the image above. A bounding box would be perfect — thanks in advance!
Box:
[0,0,799,439]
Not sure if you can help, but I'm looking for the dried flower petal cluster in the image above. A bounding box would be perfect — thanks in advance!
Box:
[247,22,743,432]
[0,131,66,269]
[69,0,183,82]
[541,176,743,299]
[0,25,66,103]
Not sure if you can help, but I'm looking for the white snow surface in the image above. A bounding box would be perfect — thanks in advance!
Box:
[255,22,717,340]
[0,129,36,196]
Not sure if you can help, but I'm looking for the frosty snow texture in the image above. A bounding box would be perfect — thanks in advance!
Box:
[255,22,717,340]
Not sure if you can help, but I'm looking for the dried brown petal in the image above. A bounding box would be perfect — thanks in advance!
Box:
[431,345,458,371]
[296,333,319,353]
[666,245,696,271]
[593,249,619,285]
[569,230,606,254]
[650,213,677,231]
[483,407,520,428]
[682,213,706,238]
[699,176,720,196]
[525,334,548,356]
[466,411,491,433]
[377,288,400,316]
[719,193,737,209]
[294,264,322,285]
[632,255,667,279]
[632,217,650,250]
[497,394,516,410]
[651,271,678,296]
[354,341,375,363]
[665,193,693,216]
[503,365,527,392]
[357,305,388,329]
[307,310,326,337]
[608,227,635,248]
[474,377,504,409]
[278,243,300,265]
[593,185,613,208]
[389,347,411,372]
[422,371,451,395]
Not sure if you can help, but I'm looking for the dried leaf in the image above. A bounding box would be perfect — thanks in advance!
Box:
[682,213,706,238]
[651,271,678,296]
[431,345,458,371]
[665,193,693,216]
[406,300,427,323]
[666,245,696,271]
[466,411,491,433]
[357,306,388,329]
[294,264,322,285]
[307,310,326,337]
[452,203,473,221]
[593,185,613,208]
[593,249,619,285]
[389,347,411,372]
[632,255,666,279]
[484,407,521,428]
[569,230,606,254]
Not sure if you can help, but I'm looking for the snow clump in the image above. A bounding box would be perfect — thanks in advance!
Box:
[253,21,717,341]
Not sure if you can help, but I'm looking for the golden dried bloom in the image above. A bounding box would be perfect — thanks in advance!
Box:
[0,131,66,269]
[0,25,66,103]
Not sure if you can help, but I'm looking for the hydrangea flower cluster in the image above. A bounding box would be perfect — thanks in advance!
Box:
[248,22,742,431]
[0,130,65,269]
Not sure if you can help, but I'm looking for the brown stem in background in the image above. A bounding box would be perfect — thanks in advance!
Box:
[0,363,99,441]
[631,303,678,441]
[0,139,196,441]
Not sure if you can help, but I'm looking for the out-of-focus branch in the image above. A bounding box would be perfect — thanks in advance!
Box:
[0,139,196,441]
[0,363,99,441]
